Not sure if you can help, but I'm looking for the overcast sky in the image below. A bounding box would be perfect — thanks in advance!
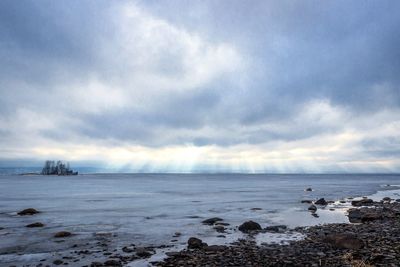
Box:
[0,0,399,172]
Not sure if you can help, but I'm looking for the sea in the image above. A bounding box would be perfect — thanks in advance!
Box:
[1,172,400,266]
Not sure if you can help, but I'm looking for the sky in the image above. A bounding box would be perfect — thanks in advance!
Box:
[0,0,399,173]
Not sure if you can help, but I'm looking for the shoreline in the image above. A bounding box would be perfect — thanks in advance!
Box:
[1,186,400,266]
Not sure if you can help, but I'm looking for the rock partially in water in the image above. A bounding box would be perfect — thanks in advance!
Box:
[238,221,262,233]
[202,217,223,225]
[323,233,363,249]
[301,200,313,204]
[213,225,226,233]
[53,259,63,265]
[17,208,40,216]
[315,198,328,206]
[308,204,317,211]
[54,231,72,238]
[136,247,154,258]
[26,222,44,228]
[264,225,287,233]
[187,237,208,249]
[305,188,313,191]
[348,208,382,223]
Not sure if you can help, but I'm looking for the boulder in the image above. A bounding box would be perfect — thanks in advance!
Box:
[315,198,328,206]
[187,237,207,249]
[323,233,363,249]
[17,208,40,216]
[26,222,44,228]
[238,221,262,233]
[54,231,72,238]
[351,199,373,207]
[382,197,391,202]
[305,188,313,191]
[202,217,223,225]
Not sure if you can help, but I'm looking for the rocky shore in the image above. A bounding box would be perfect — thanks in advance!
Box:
[154,197,400,267]
[3,195,400,266]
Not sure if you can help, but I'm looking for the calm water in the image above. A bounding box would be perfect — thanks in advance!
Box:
[0,173,400,264]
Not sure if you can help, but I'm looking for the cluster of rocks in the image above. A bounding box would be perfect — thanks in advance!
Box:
[155,198,400,266]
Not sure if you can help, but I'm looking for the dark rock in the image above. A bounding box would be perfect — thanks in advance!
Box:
[187,237,208,249]
[103,259,121,266]
[26,222,45,228]
[323,233,363,249]
[382,197,391,202]
[238,221,262,233]
[305,188,313,191]
[251,208,262,210]
[351,199,373,207]
[315,198,328,205]
[308,204,317,211]
[17,208,40,215]
[301,200,313,204]
[122,246,134,253]
[54,231,72,238]
[173,232,181,237]
[202,217,223,225]
[53,260,63,265]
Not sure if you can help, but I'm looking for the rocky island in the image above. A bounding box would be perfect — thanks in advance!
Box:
[41,160,78,175]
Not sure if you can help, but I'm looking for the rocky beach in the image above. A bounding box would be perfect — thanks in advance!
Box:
[2,191,400,267]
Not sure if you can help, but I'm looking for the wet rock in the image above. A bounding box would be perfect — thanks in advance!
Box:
[202,217,223,225]
[251,207,262,210]
[173,232,181,237]
[122,246,135,253]
[301,200,313,204]
[264,225,287,233]
[26,222,45,228]
[382,197,391,202]
[315,198,328,205]
[53,259,63,265]
[308,204,317,211]
[54,231,72,238]
[17,208,40,215]
[351,198,373,206]
[323,233,363,249]
[90,262,104,267]
[305,188,313,191]
[103,259,121,266]
[187,237,208,249]
[238,221,262,233]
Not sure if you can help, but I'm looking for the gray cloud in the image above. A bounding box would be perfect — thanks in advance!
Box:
[0,0,399,171]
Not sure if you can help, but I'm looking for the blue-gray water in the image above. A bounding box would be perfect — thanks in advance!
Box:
[1,173,400,265]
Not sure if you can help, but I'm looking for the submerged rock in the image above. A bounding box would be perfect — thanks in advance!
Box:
[238,221,262,233]
[188,237,208,249]
[202,217,223,225]
[18,208,40,216]
[26,222,44,228]
[54,231,72,238]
